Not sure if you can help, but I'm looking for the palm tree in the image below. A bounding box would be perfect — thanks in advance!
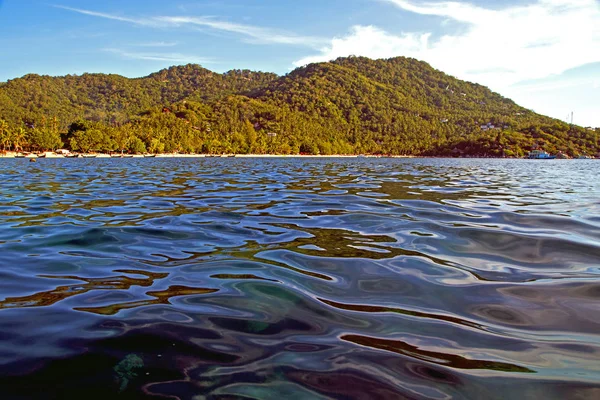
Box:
[0,119,9,152]
[13,127,27,152]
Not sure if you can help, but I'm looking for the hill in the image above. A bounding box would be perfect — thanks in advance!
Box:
[0,56,597,157]
[0,65,277,127]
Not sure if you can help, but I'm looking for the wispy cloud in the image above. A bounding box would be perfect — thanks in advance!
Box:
[135,41,179,48]
[55,5,326,48]
[155,16,325,47]
[54,5,159,26]
[295,0,600,90]
[510,76,598,94]
[103,48,216,64]
[380,0,492,23]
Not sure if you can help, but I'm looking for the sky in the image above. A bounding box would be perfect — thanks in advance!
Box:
[0,0,598,126]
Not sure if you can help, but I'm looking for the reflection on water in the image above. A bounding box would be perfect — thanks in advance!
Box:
[0,158,599,399]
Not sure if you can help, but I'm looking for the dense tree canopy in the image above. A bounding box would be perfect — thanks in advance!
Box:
[0,57,598,157]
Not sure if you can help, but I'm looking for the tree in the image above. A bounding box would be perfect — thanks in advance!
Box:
[70,128,100,153]
[0,119,10,151]
[129,137,147,154]
[1,56,598,157]
[242,119,257,148]
[13,127,26,152]
[112,128,131,154]
[299,141,318,155]
[148,138,165,154]
[29,122,62,151]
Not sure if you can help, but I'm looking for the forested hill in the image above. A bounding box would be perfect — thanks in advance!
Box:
[0,56,598,157]
[0,65,278,126]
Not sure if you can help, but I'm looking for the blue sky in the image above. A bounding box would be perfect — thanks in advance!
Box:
[0,0,598,126]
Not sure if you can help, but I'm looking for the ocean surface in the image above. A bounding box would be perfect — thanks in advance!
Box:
[0,158,599,399]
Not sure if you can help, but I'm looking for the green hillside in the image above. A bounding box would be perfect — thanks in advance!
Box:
[0,56,597,157]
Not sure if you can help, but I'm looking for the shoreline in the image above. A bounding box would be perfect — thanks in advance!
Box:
[0,151,597,160]
[0,151,417,159]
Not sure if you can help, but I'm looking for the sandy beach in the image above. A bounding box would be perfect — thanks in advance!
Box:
[0,151,415,159]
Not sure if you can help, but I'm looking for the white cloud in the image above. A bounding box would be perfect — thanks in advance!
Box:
[294,26,430,66]
[103,48,216,64]
[55,5,325,48]
[295,0,600,90]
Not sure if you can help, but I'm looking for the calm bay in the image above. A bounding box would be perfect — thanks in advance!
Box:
[0,158,599,399]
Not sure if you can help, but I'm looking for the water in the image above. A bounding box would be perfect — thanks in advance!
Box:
[0,158,599,399]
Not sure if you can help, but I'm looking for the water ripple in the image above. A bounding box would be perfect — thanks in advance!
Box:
[0,158,599,399]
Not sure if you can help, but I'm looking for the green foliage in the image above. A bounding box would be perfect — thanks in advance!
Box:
[68,120,112,153]
[0,57,598,157]
[0,119,10,151]
[28,117,63,151]
[129,137,147,154]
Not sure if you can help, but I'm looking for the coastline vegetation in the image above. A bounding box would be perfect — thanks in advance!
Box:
[1,57,598,157]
